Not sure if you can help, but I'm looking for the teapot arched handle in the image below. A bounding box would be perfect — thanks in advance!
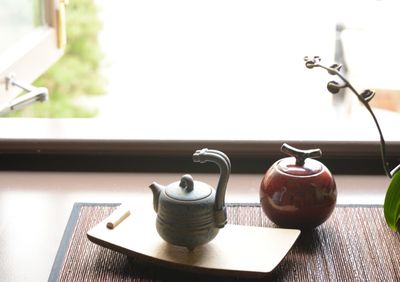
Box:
[193,148,230,228]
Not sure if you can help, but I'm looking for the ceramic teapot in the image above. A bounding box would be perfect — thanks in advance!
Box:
[149,148,231,250]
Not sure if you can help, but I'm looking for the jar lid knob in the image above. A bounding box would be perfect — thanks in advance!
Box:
[281,143,322,166]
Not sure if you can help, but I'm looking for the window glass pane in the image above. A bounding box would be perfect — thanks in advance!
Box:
[7,0,400,143]
[93,0,400,139]
[0,0,44,53]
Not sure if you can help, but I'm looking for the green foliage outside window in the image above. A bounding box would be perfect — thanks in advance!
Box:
[10,0,105,117]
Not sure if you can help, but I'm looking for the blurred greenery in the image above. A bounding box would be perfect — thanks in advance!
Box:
[9,0,105,117]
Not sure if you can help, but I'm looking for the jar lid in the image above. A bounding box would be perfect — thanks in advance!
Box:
[277,143,323,176]
[166,174,212,201]
[277,157,322,176]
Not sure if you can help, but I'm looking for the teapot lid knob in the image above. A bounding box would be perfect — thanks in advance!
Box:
[165,174,212,201]
[179,174,194,192]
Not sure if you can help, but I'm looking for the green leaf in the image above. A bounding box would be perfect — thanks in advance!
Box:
[384,170,400,231]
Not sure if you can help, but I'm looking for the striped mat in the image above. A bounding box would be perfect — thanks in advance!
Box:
[49,203,400,281]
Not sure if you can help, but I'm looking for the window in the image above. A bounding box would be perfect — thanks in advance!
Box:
[0,0,399,174]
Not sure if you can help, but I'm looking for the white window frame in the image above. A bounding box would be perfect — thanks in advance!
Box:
[0,0,63,100]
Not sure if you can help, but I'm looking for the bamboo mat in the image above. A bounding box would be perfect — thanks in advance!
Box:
[49,203,400,281]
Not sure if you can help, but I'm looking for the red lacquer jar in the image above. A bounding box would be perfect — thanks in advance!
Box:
[260,143,337,229]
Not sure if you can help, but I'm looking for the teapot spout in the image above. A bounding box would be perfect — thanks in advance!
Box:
[149,182,163,213]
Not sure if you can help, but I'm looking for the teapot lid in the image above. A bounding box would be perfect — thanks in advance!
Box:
[277,143,323,176]
[166,174,212,201]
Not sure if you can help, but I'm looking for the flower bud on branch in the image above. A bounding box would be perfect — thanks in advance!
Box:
[304,56,395,178]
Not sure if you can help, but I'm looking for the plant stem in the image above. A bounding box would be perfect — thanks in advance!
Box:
[314,63,392,178]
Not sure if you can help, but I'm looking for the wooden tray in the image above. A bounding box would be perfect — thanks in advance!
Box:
[87,205,300,278]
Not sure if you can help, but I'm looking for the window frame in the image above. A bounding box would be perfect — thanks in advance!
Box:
[0,0,63,100]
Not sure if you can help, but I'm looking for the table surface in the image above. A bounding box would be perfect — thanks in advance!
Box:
[0,171,389,282]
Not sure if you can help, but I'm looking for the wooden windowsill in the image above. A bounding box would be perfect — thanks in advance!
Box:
[0,118,398,174]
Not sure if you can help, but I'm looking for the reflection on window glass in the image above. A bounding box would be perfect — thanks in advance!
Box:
[0,0,44,53]
[9,0,400,140]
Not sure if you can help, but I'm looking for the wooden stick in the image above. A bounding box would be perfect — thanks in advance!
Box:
[106,206,131,229]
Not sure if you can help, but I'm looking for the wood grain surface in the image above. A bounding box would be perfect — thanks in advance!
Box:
[87,205,300,278]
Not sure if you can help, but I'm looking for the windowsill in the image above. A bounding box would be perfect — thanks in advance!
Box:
[0,116,397,173]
